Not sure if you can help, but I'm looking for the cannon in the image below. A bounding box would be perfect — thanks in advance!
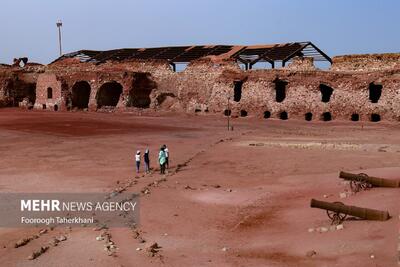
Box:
[339,171,400,193]
[310,199,390,225]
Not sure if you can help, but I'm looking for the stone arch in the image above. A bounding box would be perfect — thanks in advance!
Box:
[96,81,123,108]
[127,73,157,108]
[71,81,91,109]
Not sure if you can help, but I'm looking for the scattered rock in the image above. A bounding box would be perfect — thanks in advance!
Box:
[38,229,48,235]
[212,184,221,188]
[226,189,232,192]
[306,250,317,257]
[319,227,328,233]
[339,192,347,199]
[49,238,60,247]
[146,242,161,257]
[184,185,195,190]
[370,254,375,259]
[15,238,32,248]
[336,224,344,230]
[56,235,67,242]
[308,228,315,233]
[28,246,49,260]
[222,247,228,252]
[136,247,142,251]
[14,235,39,248]
[141,187,150,195]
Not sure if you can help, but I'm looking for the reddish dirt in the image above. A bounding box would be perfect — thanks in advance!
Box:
[0,108,399,266]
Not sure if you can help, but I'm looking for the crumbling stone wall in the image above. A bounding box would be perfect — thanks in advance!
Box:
[285,57,316,71]
[2,52,400,122]
[331,53,400,72]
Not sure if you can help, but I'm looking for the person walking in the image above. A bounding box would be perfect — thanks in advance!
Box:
[164,145,169,169]
[135,150,141,174]
[144,148,150,173]
[159,146,166,174]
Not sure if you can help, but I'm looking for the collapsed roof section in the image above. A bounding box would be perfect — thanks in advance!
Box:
[52,42,331,70]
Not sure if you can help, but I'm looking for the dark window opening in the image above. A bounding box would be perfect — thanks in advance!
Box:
[319,84,333,103]
[71,81,91,109]
[240,110,247,117]
[351,114,359,121]
[279,111,288,120]
[54,105,58,111]
[96,81,123,108]
[47,87,53,99]
[42,104,46,109]
[128,73,157,108]
[305,112,313,121]
[263,111,271,119]
[195,108,201,113]
[274,79,288,103]
[369,83,382,103]
[224,109,231,116]
[371,113,381,122]
[321,112,332,121]
[233,81,243,102]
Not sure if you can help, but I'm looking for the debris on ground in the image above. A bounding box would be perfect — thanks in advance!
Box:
[184,185,196,190]
[306,250,317,257]
[28,246,49,260]
[146,242,161,257]
[15,235,39,248]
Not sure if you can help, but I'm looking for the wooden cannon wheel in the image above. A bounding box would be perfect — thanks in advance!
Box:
[349,173,371,193]
[326,201,347,225]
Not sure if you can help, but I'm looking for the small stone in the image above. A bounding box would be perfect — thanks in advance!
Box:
[370,254,375,259]
[329,226,336,231]
[339,192,347,199]
[320,227,328,233]
[323,194,328,198]
[308,228,315,233]
[39,229,48,235]
[222,247,228,252]
[336,224,344,230]
[136,247,142,251]
[96,236,104,241]
[56,235,67,242]
[49,238,60,247]
[226,189,232,192]
[306,250,317,257]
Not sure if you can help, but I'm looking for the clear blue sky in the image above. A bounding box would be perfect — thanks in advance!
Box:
[0,0,399,64]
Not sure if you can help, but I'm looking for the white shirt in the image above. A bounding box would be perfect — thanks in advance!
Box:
[135,154,140,162]
[164,148,169,158]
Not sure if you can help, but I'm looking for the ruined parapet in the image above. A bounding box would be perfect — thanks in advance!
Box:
[331,53,400,72]
[285,57,316,71]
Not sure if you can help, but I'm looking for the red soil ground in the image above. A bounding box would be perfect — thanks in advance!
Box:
[0,108,399,266]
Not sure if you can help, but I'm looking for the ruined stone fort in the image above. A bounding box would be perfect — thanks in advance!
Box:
[1,42,399,122]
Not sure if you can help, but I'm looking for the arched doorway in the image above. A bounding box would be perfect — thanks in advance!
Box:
[128,73,156,108]
[71,81,91,109]
[96,81,123,108]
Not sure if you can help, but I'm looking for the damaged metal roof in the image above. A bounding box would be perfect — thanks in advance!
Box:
[52,42,331,69]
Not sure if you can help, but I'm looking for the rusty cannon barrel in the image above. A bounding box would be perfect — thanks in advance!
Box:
[310,199,390,221]
[339,171,400,188]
